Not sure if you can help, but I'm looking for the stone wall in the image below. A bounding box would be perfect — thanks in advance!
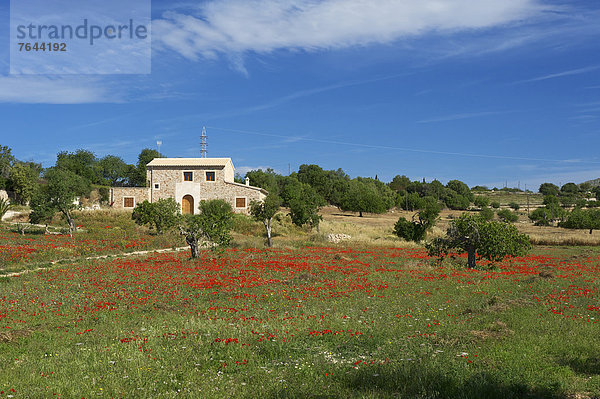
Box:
[110,187,150,210]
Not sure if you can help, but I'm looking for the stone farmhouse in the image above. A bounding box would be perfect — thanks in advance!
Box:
[110,158,267,214]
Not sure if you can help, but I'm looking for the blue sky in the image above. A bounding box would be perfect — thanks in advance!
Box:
[1,0,599,189]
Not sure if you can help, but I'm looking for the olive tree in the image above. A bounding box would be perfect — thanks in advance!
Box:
[427,213,531,269]
[30,168,90,235]
[180,199,234,258]
[341,180,393,217]
[394,199,440,242]
[539,183,560,197]
[29,193,55,233]
[132,198,180,234]
[560,208,600,235]
[250,193,281,247]
[287,184,326,231]
[8,162,40,205]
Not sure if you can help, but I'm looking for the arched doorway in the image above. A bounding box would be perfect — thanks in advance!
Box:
[182,195,194,215]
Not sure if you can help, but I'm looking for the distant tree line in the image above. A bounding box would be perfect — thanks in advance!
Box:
[1,142,598,240]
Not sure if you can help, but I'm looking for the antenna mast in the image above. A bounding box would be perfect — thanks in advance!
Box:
[201,126,208,158]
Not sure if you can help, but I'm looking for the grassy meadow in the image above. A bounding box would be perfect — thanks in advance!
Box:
[0,208,599,398]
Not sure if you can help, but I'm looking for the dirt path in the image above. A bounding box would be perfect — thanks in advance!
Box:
[4,246,190,278]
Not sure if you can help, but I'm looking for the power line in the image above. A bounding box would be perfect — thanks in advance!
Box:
[206,125,600,165]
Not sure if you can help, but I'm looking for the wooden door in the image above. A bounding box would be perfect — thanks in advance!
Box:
[182,195,194,215]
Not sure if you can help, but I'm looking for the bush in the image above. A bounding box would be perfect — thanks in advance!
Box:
[497,209,519,223]
[473,196,490,208]
[132,198,180,234]
[394,218,427,242]
[393,201,440,243]
[98,187,110,204]
[232,214,262,235]
[480,207,494,221]
[444,192,470,210]
[491,201,501,209]
[508,202,520,211]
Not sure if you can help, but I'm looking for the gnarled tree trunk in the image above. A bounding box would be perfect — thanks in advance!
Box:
[186,235,200,258]
[61,209,75,237]
[264,219,273,248]
[467,245,476,269]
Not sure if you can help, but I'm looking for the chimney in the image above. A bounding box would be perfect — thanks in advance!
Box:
[245,177,250,186]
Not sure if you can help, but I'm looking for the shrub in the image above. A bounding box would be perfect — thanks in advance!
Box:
[98,187,110,204]
[473,196,490,208]
[480,207,494,221]
[497,209,519,223]
[491,201,501,209]
[508,202,520,211]
[444,192,470,210]
[394,201,440,242]
[132,198,180,234]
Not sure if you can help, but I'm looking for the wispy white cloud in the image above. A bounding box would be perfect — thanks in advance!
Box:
[153,0,550,61]
[514,65,600,84]
[207,125,600,165]
[0,76,120,104]
[417,111,509,123]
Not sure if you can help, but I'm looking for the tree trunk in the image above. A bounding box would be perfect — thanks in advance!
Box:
[359,211,363,217]
[44,224,49,235]
[63,210,75,237]
[186,235,199,258]
[265,220,272,248]
[467,246,476,269]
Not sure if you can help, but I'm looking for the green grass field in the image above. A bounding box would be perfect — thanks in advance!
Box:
[1,241,599,398]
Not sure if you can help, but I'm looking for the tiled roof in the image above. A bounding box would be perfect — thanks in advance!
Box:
[146,158,233,168]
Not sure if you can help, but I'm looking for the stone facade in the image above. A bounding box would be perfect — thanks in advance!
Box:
[110,187,150,210]
[110,158,267,214]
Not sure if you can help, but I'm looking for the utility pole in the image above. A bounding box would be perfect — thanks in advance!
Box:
[526,184,530,216]
[200,126,208,158]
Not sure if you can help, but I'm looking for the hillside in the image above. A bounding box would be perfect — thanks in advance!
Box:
[584,177,600,187]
